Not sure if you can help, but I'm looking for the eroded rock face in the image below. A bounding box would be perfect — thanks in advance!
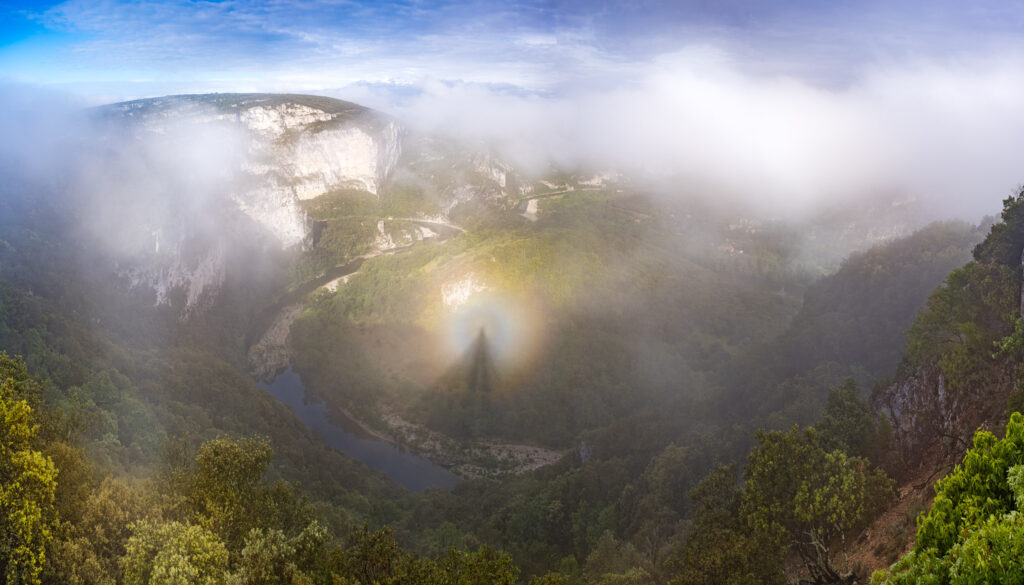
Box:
[92,94,527,318]
[248,304,304,382]
[118,241,227,318]
[107,94,404,251]
[873,363,1014,468]
[98,94,404,312]
[235,103,404,243]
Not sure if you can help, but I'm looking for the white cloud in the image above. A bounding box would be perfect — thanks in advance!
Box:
[344,48,1024,220]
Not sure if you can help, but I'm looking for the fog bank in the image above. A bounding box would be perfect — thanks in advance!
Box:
[342,49,1024,220]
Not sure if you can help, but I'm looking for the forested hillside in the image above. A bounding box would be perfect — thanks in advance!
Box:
[4,0,1024,579]
[869,192,1024,584]
[0,153,996,583]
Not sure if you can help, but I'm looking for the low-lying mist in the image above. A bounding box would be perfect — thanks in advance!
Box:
[342,48,1024,221]
[4,45,1022,257]
[0,85,250,263]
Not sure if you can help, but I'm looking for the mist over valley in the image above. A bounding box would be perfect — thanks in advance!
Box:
[3,2,1024,584]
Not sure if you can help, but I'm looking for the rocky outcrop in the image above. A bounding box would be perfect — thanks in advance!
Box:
[238,102,403,203]
[106,95,403,249]
[873,363,1014,468]
[396,136,528,216]
[248,304,304,382]
[99,94,404,312]
[94,94,528,317]
[372,219,438,251]
[115,233,229,319]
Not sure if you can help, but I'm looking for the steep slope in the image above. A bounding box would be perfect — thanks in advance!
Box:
[80,94,532,322]
[100,93,403,246]
[718,220,983,431]
[85,94,402,317]
[873,195,1024,471]
[3,91,1001,584]
[829,192,1024,582]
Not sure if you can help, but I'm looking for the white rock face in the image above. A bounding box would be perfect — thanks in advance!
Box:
[322,274,351,293]
[291,126,382,198]
[375,219,398,251]
[115,97,403,251]
[475,154,508,188]
[373,219,438,252]
[231,182,310,249]
[229,105,403,248]
[521,198,539,222]
[108,95,404,311]
[120,240,227,318]
[237,104,334,137]
[579,172,619,187]
[442,275,488,311]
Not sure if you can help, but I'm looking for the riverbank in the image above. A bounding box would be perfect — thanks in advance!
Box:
[378,409,567,479]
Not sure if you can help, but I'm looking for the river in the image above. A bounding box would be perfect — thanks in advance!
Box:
[259,368,461,492]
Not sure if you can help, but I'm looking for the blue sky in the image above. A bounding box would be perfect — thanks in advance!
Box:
[3,1,1024,101]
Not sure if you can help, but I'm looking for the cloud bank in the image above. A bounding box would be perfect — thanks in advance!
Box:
[4,43,1024,230]
[341,49,1024,220]
[0,85,250,265]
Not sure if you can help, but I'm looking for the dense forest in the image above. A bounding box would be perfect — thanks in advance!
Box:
[6,154,1024,584]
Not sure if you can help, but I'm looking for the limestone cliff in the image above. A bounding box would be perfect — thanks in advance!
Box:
[97,94,404,312]
[872,364,1014,468]
[90,93,529,317]
[106,94,404,249]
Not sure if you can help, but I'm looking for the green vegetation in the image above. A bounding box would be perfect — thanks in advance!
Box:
[872,413,1024,585]
[670,385,892,585]
[668,465,782,585]
[291,187,809,445]
[2,157,1012,585]
[742,426,891,583]
[302,189,382,220]
[0,356,57,585]
[722,220,981,433]
[0,351,537,584]
[856,191,1024,583]
[816,377,889,461]
[276,184,983,582]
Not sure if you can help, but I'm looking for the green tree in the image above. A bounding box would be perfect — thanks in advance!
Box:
[816,378,877,459]
[227,521,327,585]
[122,520,228,585]
[873,413,1024,585]
[581,531,648,585]
[972,188,1024,266]
[330,526,417,585]
[435,545,519,585]
[905,261,1018,391]
[0,372,58,585]
[186,437,273,552]
[742,427,891,584]
[668,465,785,585]
[44,476,145,585]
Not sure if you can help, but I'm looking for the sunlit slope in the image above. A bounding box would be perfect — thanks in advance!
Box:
[288,185,808,448]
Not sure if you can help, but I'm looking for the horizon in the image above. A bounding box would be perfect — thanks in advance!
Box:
[3,1,1024,101]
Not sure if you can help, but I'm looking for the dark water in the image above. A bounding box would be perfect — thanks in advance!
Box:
[260,368,461,492]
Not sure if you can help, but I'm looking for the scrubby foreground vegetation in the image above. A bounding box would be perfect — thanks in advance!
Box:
[0,347,896,585]
[0,351,523,585]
